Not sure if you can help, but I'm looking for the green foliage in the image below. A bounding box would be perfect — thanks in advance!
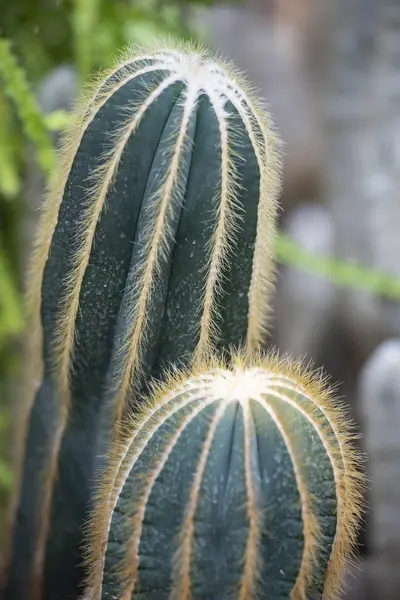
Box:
[0,409,13,492]
[0,38,55,175]
[71,0,199,80]
[0,239,23,346]
[42,109,71,132]
[0,0,206,80]
[0,94,21,198]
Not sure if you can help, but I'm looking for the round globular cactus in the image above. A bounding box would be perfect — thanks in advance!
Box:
[83,352,363,600]
[5,42,280,600]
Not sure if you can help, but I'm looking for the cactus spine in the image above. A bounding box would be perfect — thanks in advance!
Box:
[83,352,363,600]
[5,42,280,600]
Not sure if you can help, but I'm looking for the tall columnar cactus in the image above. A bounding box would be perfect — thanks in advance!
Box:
[83,352,363,600]
[5,42,280,600]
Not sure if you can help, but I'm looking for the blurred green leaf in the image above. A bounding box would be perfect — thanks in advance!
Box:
[276,232,400,301]
[0,458,13,489]
[0,407,12,489]
[0,239,24,347]
[0,93,21,198]
[0,37,54,176]
[0,122,21,199]
[43,109,72,132]
[72,0,101,80]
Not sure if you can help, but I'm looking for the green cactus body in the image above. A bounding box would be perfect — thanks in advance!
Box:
[84,353,363,600]
[5,43,280,600]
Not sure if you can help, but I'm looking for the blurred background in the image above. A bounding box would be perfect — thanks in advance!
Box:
[1,1,400,598]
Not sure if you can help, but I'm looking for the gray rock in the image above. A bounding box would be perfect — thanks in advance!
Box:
[275,202,335,358]
[359,339,400,557]
[322,5,400,352]
[37,65,77,121]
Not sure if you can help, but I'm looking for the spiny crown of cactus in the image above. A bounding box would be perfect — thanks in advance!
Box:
[6,41,281,600]
[83,352,363,600]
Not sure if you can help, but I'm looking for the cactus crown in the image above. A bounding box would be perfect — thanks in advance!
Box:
[84,351,363,600]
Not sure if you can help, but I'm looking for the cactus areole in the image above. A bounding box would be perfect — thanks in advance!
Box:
[6,43,280,600]
[84,354,363,600]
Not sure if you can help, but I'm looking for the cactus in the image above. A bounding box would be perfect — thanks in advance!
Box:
[82,351,363,600]
[5,42,280,600]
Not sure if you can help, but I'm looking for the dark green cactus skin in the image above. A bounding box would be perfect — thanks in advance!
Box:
[97,389,337,600]
[5,49,278,600]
